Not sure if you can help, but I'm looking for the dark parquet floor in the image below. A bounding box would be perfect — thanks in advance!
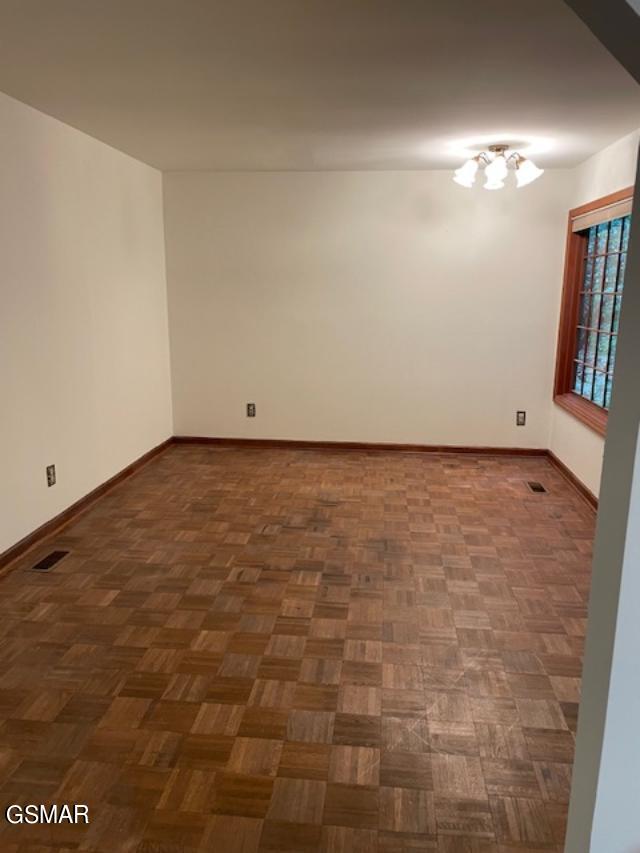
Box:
[0,445,595,852]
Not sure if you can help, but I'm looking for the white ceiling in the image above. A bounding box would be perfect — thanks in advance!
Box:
[0,0,638,171]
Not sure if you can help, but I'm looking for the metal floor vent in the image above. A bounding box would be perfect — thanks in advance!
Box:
[31,550,69,572]
[527,481,547,494]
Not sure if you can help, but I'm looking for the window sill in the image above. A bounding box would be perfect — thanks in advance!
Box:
[554,392,607,437]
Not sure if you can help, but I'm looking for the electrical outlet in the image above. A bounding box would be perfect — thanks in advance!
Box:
[516,411,526,426]
[247,403,256,418]
[46,464,56,487]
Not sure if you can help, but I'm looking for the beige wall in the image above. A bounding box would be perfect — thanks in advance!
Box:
[164,169,571,449]
[0,92,173,554]
[549,130,640,497]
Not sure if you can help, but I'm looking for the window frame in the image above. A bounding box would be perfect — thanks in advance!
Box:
[554,186,634,436]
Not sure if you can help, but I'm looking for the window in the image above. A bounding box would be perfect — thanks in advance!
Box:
[554,188,633,435]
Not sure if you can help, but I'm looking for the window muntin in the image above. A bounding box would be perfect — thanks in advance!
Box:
[573,215,631,410]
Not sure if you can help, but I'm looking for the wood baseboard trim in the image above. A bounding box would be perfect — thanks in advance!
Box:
[0,437,174,575]
[547,449,598,511]
[173,436,549,456]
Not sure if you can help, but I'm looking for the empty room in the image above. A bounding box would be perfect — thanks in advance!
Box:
[1,1,640,851]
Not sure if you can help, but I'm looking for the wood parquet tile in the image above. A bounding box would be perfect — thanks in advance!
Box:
[0,446,595,851]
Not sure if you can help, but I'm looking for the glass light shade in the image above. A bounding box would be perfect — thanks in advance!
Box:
[516,156,544,187]
[453,158,478,187]
[453,173,475,188]
[483,153,508,190]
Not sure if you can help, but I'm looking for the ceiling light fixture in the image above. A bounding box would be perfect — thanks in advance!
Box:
[453,144,544,190]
